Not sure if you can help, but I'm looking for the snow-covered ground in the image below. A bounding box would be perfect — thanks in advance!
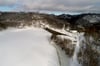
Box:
[0,27,84,66]
[0,27,60,66]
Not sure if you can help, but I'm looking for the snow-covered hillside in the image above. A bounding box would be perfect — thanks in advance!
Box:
[0,28,60,66]
[0,25,100,66]
[0,12,100,66]
[83,15,100,23]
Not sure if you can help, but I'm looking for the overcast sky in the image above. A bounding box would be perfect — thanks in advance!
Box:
[0,0,100,14]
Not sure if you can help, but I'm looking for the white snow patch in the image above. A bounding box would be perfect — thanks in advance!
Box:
[83,15,100,23]
[0,28,59,66]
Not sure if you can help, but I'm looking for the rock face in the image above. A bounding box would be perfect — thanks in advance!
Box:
[52,13,100,66]
[50,31,100,66]
[77,32,100,66]
[50,35,76,57]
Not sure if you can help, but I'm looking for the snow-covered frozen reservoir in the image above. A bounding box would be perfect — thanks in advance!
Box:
[0,28,59,66]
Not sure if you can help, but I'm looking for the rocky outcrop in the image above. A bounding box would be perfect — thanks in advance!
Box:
[77,32,100,66]
[50,35,76,57]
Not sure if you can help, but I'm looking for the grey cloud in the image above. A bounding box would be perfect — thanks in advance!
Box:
[0,0,100,13]
[0,0,17,6]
